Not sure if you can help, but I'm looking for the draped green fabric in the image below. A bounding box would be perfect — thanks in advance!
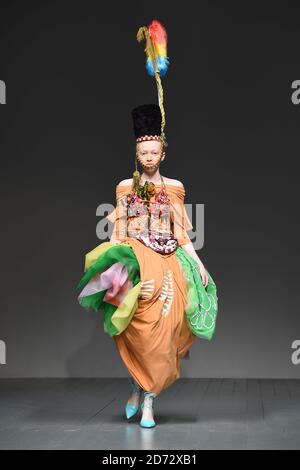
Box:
[76,244,141,336]
[176,247,218,340]
[77,243,218,340]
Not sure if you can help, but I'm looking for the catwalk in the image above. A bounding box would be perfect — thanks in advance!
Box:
[0,378,299,449]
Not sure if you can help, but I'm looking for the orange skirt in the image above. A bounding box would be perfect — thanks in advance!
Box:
[113,237,196,397]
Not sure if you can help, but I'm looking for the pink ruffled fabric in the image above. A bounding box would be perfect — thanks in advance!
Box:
[78,262,132,307]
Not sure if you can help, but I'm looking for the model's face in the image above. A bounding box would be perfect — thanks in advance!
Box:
[136,140,165,171]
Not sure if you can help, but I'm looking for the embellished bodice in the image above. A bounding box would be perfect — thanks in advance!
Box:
[126,183,173,239]
[107,177,194,252]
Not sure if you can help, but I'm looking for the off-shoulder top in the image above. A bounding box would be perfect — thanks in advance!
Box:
[106,182,193,247]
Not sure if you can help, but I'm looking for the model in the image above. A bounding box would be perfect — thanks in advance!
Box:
[77,19,218,429]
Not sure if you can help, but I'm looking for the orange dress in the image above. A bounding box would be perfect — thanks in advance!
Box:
[106,183,197,397]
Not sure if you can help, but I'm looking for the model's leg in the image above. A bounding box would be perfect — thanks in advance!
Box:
[125,376,142,419]
[127,377,142,406]
[140,391,156,428]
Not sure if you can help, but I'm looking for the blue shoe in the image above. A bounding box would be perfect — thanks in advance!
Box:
[125,402,141,419]
[125,377,142,420]
[140,392,156,428]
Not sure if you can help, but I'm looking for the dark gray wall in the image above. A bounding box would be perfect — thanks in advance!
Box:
[0,1,298,378]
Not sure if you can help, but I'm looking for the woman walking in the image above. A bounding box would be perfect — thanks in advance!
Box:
[77,20,218,428]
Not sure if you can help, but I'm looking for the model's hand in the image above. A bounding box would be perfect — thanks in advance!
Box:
[181,243,209,288]
[111,239,122,245]
[198,262,208,288]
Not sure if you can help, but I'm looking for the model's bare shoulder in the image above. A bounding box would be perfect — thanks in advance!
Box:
[118,178,133,186]
[164,177,184,188]
[117,177,184,188]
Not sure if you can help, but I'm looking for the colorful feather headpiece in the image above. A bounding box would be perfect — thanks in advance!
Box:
[136,19,169,148]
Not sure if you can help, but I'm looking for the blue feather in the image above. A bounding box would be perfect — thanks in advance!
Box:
[146,57,170,77]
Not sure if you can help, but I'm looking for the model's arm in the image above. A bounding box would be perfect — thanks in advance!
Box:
[109,182,128,244]
[173,180,208,287]
[180,241,208,287]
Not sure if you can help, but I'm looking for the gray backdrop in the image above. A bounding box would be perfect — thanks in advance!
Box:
[0,1,298,378]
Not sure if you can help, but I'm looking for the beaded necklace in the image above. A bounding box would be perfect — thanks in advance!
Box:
[127,175,178,254]
[126,174,171,217]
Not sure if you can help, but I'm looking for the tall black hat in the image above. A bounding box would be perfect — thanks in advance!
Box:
[131,104,162,142]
